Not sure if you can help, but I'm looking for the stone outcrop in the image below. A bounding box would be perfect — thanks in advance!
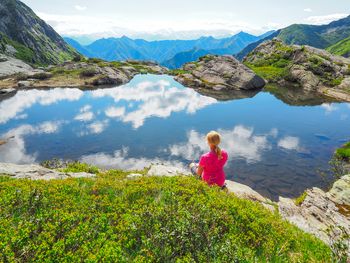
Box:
[244,39,350,102]
[0,60,169,90]
[278,175,350,255]
[174,55,266,91]
[328,174,350,206]
[0,54,33,78]
[0,162,96,180]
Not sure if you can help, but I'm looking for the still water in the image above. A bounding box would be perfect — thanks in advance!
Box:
[1,74,349,199]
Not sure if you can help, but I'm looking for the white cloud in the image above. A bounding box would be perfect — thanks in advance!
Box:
[74,5,87,11]
[305,13,349,25]
[36,11,280,40]
[75,112,94,122]
[169,126,276,163]
[80,147,186,171]
[303,8,312,12]
[0,88,84,124]
[93,79,216,129]
[0,121,63,164]
[87,120,109,134]
[278,136,301,151]
[321,103,338,114]
[105,107,126,118]
[74,105,94,121]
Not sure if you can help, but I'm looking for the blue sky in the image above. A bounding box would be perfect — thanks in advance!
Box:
[22,0,350,42]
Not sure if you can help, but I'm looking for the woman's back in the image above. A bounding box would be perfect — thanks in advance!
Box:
[199,149,228,187]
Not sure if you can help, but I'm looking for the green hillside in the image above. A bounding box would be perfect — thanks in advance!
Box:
[278,16,350,49]
[0,164,332,262]
[0,0,78,65]
[327,36,350,57]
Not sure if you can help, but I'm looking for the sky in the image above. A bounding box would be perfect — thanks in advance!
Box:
[22,0,350,43]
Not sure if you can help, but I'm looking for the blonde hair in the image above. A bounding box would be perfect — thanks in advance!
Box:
[206,131,222,160]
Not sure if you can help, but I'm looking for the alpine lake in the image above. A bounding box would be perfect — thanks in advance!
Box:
[1,74,349,200]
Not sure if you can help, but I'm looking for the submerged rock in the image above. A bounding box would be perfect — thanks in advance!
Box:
[174,55,266,91]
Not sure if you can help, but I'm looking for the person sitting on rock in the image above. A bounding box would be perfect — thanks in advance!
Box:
[190,131,228,188]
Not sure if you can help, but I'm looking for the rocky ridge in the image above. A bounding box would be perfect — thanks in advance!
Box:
[0,59,168,90]
[173,55,266,92]
[244,39,350,102]
[1,161,348,254]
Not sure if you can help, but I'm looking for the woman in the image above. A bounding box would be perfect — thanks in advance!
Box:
[190,131,228,188]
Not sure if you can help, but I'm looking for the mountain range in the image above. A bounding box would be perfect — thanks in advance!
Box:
[0,0,78,65]
[236,15,350,60]
[64,31,272,69]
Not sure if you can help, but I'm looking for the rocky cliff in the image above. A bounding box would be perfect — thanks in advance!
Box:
[244,39,350,101]
[0,0,78,64]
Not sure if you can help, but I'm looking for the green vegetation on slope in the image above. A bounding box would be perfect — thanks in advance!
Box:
[0,167,332,262]
[244,41,294,82]
[0,33,35,63]
[336,142,350,161]
[327,36,350,58]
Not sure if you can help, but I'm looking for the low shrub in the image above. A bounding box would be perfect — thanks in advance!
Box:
[0,173,332,262]
[336,142,350,161]
[79,68,97,78]
[14,72,28,81]
[31,72,52,80]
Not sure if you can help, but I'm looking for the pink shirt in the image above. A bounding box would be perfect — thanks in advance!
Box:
[199,150,228,187]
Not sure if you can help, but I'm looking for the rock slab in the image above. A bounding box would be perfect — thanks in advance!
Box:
[0,162,96,180]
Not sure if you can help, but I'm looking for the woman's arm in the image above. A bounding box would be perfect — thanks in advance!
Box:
[197,165,204,176]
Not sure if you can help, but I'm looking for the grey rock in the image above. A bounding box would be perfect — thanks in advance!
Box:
[327,174,350,206]
[127,173,143,179]
[225,180,271,203]
[0,56,8,62]
[278,187,350,255]
[244,39,350,101]
[147,164,191,177]
[176,55,265,91]
[0,88,15,94]
[0,55,33,78]
[17,80,33,88]
[0,162,96,180]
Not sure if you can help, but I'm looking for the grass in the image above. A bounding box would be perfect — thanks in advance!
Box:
[326,36,350,57]
[0,33,35,64]
[294,191,308,206]
[0,166,333,262]
[336,142,350,161]
[168,69,190,76]
[246,64,289,82]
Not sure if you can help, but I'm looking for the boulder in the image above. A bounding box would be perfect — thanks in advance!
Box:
[0,162,96,180]
[327,174,350,206]
[175,55,266,91]
[225,180,270,203]
[147,164,191,177]
[0,55,33,77]
[17,80,33,88]
[127,173,143,179]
